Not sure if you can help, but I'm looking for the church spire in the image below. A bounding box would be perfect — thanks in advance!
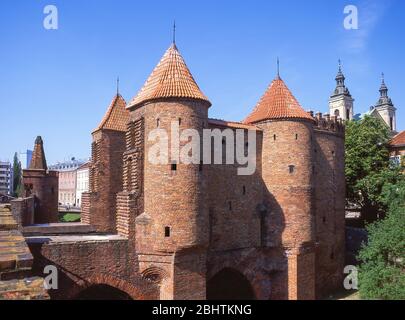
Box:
[376,72,392,106]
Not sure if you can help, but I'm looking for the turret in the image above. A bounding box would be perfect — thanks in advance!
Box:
[244,74,316,299]
[23,136,58,224]
[81,93,130,232]
[126,42,210,299]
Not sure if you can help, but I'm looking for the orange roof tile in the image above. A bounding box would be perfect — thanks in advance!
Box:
[389,130,405,147]
[208,118,262,131]
[93,94,129,133]
[128,44,211,109]
[244,77,314,124]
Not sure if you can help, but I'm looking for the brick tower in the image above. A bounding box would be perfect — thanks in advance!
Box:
[23,136,58,224]
[244,75,316,299]
[123,43,211,299]
[81,93,130,232]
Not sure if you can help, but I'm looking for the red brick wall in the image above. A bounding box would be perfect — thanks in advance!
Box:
[22,169,58,224]
[28,239,159,300]
[313,128,345,297]
[82,129,126,233]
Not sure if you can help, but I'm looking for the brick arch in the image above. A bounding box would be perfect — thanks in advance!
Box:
[141,266,169,284]
[207,267,255,300]
[67,273,159,300]
[208,259,270,300]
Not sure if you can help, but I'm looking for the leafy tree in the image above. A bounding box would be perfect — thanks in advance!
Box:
[358,179,405,299]
[345,115,400,221]
[12,152,22,197]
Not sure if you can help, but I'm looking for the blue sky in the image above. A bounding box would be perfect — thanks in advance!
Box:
[0,0,404,164]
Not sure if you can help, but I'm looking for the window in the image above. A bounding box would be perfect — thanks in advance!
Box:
[295,134,298,140]
[242,186,246,195]
[334,109,340,117]
[288,165,295,174]
[178,118,182,125]
[228,201,232,211]
[165,226,171,237]
[346,109,350,120]
[390,117,393,130]
[273,134,276,141]
[156,118,160,128]
[171,162,177,171]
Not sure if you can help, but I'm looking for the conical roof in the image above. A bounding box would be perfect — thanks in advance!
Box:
[244,77,314,124]
[29,136,47,170]
[128,44,210,109]
[93,94,129,133]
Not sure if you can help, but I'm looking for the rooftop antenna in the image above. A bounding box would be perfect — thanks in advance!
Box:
[381,72,385,83]
[116,77,120,95]
[173,20,176,45]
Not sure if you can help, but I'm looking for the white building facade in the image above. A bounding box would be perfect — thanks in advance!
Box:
[0,161,13,195]
[75,162,90,207]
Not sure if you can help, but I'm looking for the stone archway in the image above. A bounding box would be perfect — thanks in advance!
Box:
[207,268,255,300]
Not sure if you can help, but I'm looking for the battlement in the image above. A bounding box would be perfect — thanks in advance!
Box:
[308,111,345,135]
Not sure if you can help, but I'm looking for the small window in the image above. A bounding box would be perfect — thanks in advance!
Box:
[171,163,177,171]
[295,134,298,140]
[273,134,276,141]
[242,186,246,195]
[165,226,171,237]
[156,118,160,127]
[228,201,232,211]
[178,118,182,125]
[288,165,295,174]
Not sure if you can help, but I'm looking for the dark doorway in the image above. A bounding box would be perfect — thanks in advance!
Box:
[207,268,255,300]
[74,284,132,300]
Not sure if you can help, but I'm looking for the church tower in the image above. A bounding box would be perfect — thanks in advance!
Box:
[372,73,397,132]
[329,61,354,121]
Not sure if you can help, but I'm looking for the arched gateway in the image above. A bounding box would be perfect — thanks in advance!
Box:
[207,268,255,300]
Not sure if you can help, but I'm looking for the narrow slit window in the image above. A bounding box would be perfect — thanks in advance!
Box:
[242,186,246,195]
[156,118,160,128]
[165,226,171,237]
[273,134,276,141]
[178,118,182,126]
[295,134,298,140]
[289,165,295,174]
[171,162,177,171]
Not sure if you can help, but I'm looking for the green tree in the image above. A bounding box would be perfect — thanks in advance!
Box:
[12,152,22,197]
[345,115,400,221]
[358,179,405,299]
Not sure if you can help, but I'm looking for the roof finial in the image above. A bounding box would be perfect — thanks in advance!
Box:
[116,76,120,95]
[381,72,385,84]
[338,59,342,72]
[277,57,280,79]
[172,20,176,45]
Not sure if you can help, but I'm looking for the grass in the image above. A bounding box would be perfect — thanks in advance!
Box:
[58,212,81,223]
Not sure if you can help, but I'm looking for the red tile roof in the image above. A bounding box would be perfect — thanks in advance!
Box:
[93,94,129,133]
[128,44,211,109]
[244,77,314,124]
[389,130,405,147]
